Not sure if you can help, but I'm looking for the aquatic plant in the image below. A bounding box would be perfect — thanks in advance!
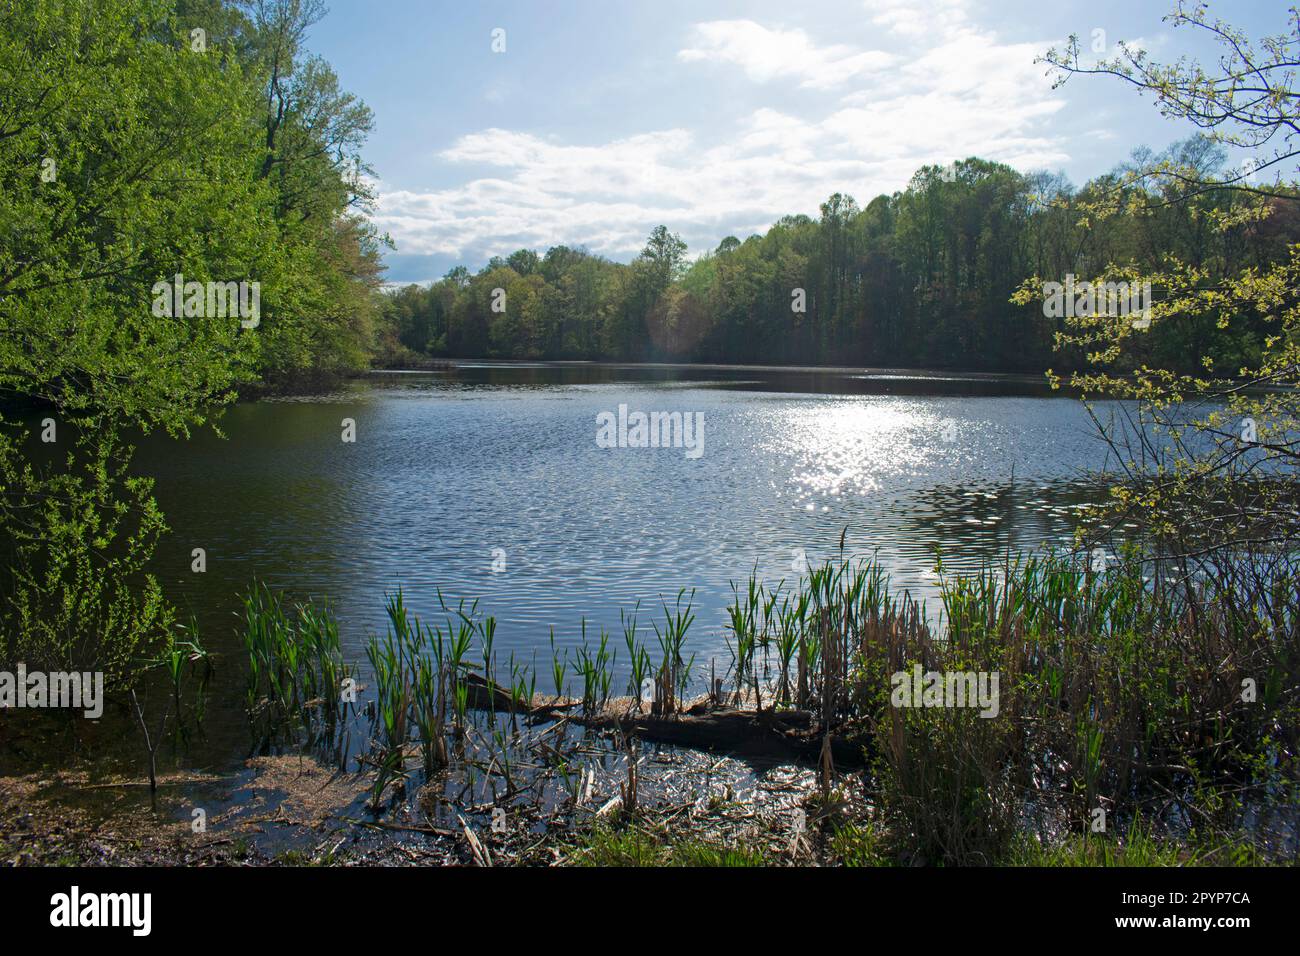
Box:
[622,603,652,711]
[574,620,615,715]
[652,589,696,715]
[237,538,1300,862]
[241,583,353,747]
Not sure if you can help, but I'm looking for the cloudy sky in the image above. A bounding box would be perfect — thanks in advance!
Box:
[308,0,1285,284]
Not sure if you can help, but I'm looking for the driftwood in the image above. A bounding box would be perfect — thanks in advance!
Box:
[462,673,578,717]
[459,673,869,766]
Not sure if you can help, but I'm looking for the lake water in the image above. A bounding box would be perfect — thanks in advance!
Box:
[132,363,1111,718]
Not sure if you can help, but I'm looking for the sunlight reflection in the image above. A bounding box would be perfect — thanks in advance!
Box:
[770,398,960,501]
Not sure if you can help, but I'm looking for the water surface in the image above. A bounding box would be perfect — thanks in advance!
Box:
[134,363,1109,711]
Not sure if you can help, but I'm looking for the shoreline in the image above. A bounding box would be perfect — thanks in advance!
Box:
[366,358,1057,382]
[3,550,1295,867]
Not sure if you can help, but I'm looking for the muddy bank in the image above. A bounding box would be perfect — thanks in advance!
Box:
[0,746,852,867]
[0,673,871,867]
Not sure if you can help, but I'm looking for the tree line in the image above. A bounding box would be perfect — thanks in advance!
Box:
[379,139,1298,375]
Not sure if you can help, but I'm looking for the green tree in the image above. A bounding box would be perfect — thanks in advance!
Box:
[1017,2,1300,557]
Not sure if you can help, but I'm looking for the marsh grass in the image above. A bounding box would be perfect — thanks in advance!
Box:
[622,604,652,711]
[1002,816,1267,866]
[726,576,759,708]
[143,619,212,742]
[705,546,1299,863]
[242,582,352,749]
[548,628,568,704]
[574,620,615,715]
[828,822,891,867]
[571,823,767,867]
[237,541,1298,861]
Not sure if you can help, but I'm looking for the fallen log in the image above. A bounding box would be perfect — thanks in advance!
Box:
[578,706,869,766]
[458,672,869,766]
[462,672,577,717]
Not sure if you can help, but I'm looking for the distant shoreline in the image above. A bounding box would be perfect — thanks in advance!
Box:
[366,358,1055,384]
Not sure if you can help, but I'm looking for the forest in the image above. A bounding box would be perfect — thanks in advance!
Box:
[377,141,1300,374]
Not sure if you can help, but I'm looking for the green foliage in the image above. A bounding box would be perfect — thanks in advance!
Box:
[241,582,352,745]
[723,550,1298,864]
[828,823,891,867]
[1,0,385,409]
[0,0,270,434]
[0,0,384,685]
[1020,4,1300,556]
[570,824,767,867]
[0,429,174,684]
[1003,817,1265,867]
[376,147,1297,370]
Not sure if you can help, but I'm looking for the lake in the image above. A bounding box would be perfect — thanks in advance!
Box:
[127,362,1111,748]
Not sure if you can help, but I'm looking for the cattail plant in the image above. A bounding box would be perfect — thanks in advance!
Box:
[652,589,696,715]
[622,603,653,712]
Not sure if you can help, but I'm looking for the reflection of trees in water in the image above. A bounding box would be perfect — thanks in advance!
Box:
[367,363,1061,398]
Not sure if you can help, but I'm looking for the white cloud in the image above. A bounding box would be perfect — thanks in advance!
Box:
[677,19,895,89]
[866,0,971,39]
[374,120,826,260]
[374,5,1073,269]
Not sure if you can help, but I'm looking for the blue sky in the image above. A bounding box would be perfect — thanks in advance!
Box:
[305,0,1288,285]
